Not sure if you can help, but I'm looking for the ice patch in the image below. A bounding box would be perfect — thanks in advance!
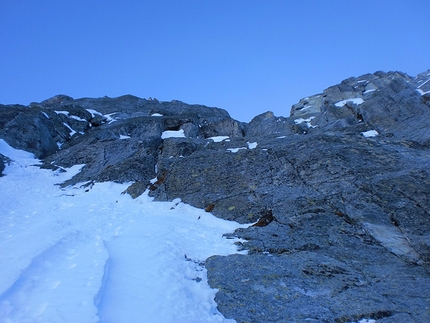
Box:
[334,98,364,107]
[41,112,49,119]
[119,135,131,140]
[161,129,186,139]
[151,113,163,117]
[361,130,379,138]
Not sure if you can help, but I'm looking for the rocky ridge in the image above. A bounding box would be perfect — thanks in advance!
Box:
[1,70,430,322]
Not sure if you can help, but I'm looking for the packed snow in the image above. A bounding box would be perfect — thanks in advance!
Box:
[69,115,87,122]
[247,142,257,149]
[227,147,247,153]
[361,130,379,138]
[300,105,312,112]
[54,110,70,116]
[62,122,77,137]
[85,109,116,124]
[161,129,186,139]
[225,142,258,153]
[104,113,117,124]
[416,76,430,95]
[86,109,103,118]
[0,139,247,323]
[417,78,430,89]
[334,98,364,107]
[363,89,376,94]
[294,116,317,128]
[416,88,430,95]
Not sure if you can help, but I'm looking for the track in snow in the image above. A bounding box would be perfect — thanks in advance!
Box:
[0,139,245,323]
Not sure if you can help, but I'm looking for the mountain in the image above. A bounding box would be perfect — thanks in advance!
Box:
[1,70,430,322]
[0,140,244,322]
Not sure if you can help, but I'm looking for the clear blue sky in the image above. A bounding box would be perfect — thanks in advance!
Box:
[1,0,429,122]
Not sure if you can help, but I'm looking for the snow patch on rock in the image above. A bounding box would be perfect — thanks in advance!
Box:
[294,116,317,128]
[334,98,364,107]
[361,130,379,138]
[208,136,229,142]
[227,147,247,153]
[161,129,186,139]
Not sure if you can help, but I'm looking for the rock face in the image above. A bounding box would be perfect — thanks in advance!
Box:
[1,95,244,186]
[290,70,430,145]
[1,70,430,322]
[0,155,5,175]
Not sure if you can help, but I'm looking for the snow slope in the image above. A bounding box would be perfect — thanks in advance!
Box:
[0,139,246,323]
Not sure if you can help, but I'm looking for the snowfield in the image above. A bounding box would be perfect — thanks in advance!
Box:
[0,139,246,323]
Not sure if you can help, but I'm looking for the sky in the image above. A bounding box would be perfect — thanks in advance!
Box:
[1,0,429,122]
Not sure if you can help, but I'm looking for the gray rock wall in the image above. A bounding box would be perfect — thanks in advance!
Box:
[0,154,5,175]
[1,70,430,322]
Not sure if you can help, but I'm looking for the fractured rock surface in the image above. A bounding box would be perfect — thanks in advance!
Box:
[1,70,430,322]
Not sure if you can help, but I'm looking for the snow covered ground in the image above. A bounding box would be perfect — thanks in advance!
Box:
[0,139,247,323]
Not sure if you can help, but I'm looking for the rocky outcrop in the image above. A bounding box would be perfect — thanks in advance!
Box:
[1,70,430,322]
[150,70,430,322]
[206,252,430,323]
[152,132,430,259]
[1,95,245,186]
[289,71,430,145]
[0,104,59,159]
[0,154,5,175]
